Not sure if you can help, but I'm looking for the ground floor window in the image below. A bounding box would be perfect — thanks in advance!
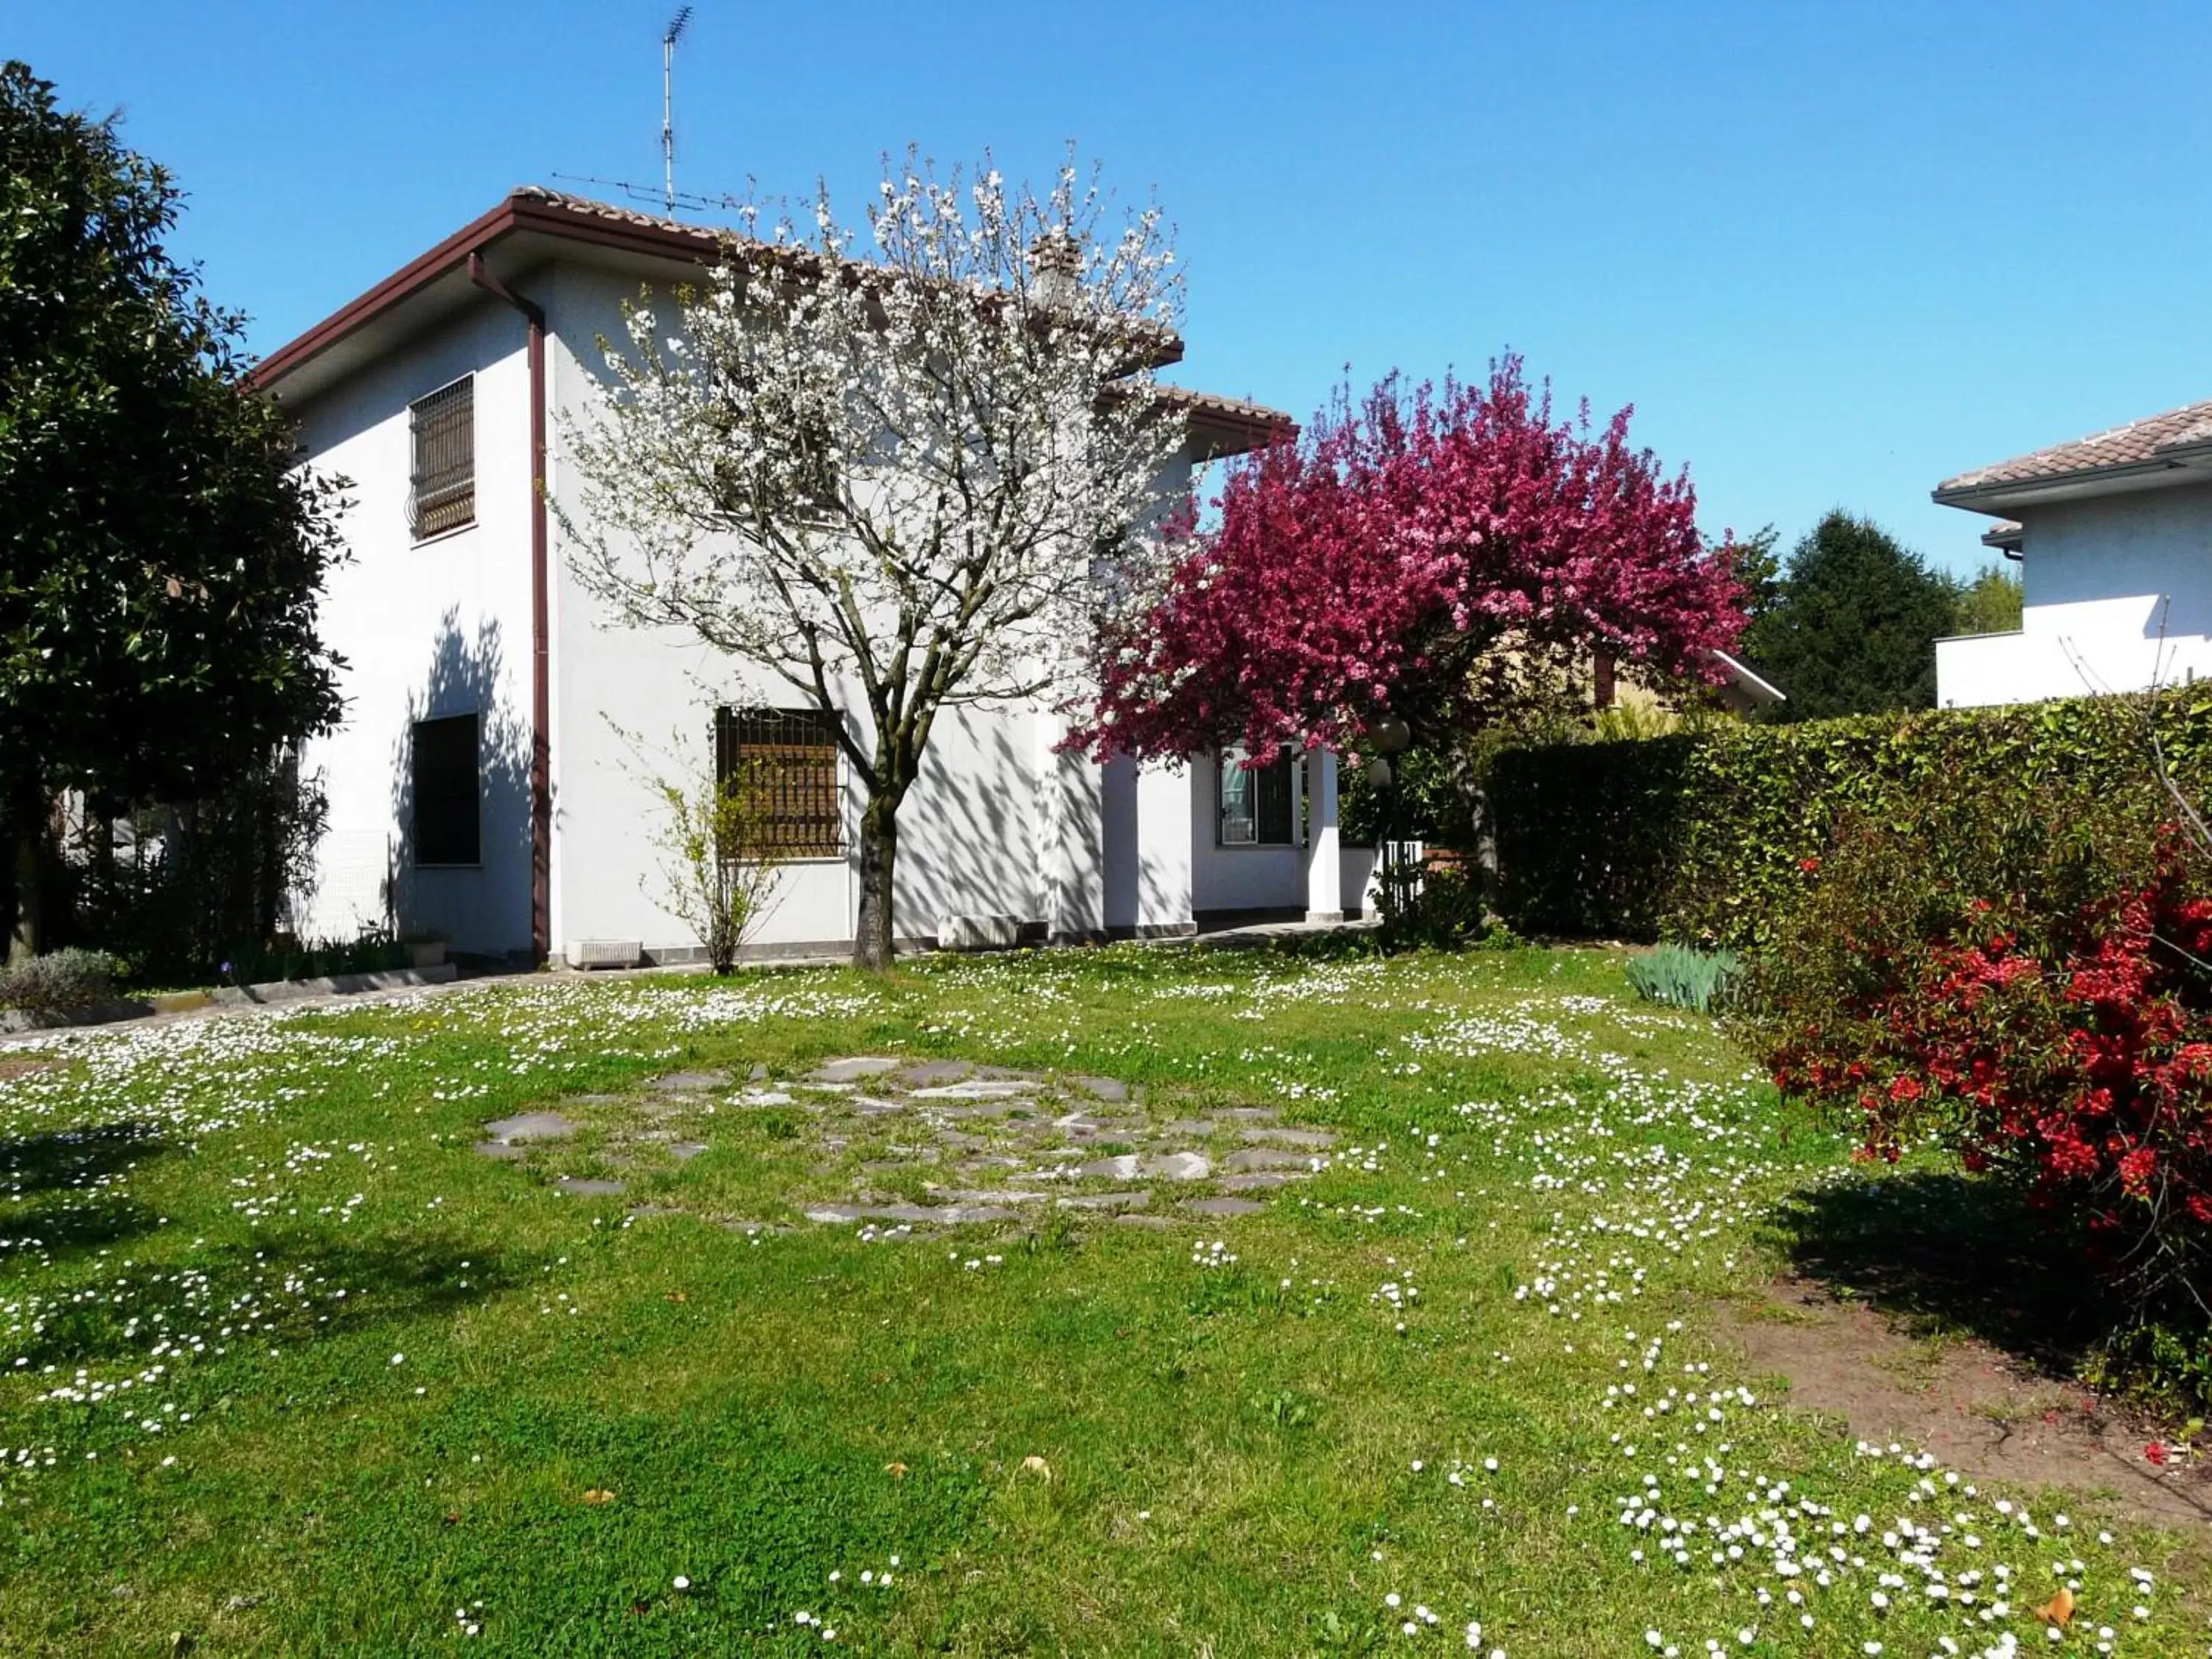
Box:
[714,706,844,858]
[1218,745,1295,846]
[411,713,480,865]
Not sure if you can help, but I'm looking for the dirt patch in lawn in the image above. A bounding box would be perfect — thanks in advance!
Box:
[1722,1276,2212,1529]
[0,1056,53,1082]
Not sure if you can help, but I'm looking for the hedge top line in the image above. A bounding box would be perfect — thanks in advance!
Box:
[1486,693,2212,948]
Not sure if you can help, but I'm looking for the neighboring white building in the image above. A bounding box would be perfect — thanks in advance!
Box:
[1934,400,2212,707]
[252,187,1371,965]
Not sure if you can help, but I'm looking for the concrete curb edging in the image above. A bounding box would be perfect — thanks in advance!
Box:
[0,964,462,1035]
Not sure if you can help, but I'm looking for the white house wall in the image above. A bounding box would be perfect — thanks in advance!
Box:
[1187,750,1311,916]
[1938,482,2212,707]
[288,301,538,959]
[284,247,1295,964]
[541,262,1177,956]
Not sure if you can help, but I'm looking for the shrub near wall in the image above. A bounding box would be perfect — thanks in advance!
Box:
[1489,694,2212,946]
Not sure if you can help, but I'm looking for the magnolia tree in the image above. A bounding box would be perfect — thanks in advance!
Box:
[1077,360,1746,770]
[563,154,1186,969]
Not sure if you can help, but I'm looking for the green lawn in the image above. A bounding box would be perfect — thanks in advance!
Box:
[0,942,2195,1655]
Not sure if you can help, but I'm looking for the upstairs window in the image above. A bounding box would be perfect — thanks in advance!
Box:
[715,706,843,859]
[408,375,476,539]
[411,714,480,866]
[1218,745,1295,846]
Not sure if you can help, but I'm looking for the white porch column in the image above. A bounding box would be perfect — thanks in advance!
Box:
[1304,748,1343,924]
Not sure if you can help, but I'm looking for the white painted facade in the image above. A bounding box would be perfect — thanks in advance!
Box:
[1937,456,2212,708]
[264,194,1361,963]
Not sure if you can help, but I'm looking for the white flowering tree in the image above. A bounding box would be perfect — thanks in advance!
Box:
[563,153,1187,970]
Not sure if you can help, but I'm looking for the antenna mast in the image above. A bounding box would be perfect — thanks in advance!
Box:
[661,6,694,214]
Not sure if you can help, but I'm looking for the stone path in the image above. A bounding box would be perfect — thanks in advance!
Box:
[474,1056,1338,1235]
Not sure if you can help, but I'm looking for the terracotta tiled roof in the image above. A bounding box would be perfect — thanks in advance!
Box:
[1938,400,2212,495]
[509,190,1297,438]
[512,184,734,248]
[1149,383,1298,438]
[260,187,1289,453]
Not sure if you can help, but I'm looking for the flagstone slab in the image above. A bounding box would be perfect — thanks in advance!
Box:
[1077,1153,1141,1180]
[1186,1194,1267,1217]
[483,1110,577,1143]
[910,1079,1040,1100]
[1072,1076,1131,1102]
[804,1200,1015,1225]
[650,1071,728,1092]
[556,1177,627,1197]
[1055,1189,1152,1211]
[1220,1170,1310,1192]
[669,1142,709,1161]
[1241,1126,1338,1149]
[471,1141,527,1161]
[1141,1151,1213,1181]
[897,1060,975,1086]
[811,1057,904,1082]
[1224,1147,1316,1172]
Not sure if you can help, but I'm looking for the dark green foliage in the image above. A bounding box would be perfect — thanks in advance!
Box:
[1338,745,1478,847]
[1722,524,1783,622]
[1489,692,2207,947]
[1953,562,2024,636]
[1489,735,1698,939]
[215,927,409,987]
[1373,858,1495,951]
[1741,512,1958,721]
[60,755,331,981]
[1623,943,1739,1014]
[0,60,346,949]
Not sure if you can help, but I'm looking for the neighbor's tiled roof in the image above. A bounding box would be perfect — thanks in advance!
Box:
[1938,400,2212,495]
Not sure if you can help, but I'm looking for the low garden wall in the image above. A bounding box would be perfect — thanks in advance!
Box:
[1487,693,2212,946]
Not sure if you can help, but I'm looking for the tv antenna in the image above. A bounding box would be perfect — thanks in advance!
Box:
[661,6,695,214]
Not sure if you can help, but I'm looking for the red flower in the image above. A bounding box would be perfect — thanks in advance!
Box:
[2146,1441,2168,1467]
[1798,856,1821,874]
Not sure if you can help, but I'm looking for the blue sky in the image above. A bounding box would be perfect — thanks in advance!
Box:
[17,0,2212,576]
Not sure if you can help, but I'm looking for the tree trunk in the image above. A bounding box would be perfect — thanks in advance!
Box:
[853,791,900,973]
[7,794,46,964]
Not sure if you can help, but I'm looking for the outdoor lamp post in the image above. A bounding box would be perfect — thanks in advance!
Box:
[1366,717,1411,891]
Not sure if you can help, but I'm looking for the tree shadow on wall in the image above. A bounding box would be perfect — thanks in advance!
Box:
[384,609,534,957]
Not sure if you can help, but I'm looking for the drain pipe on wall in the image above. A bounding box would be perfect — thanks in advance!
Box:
[466,251,552,966]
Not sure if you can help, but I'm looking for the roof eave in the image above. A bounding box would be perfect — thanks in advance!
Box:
[1710,647,1784,707]
[1932,454,2212,515]
[251,187,1192,405]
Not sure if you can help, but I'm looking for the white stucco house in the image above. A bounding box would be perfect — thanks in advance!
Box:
[253,187,1374,966]
[1934,399,2212,708]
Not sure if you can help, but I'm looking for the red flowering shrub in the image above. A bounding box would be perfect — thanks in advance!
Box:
[1747,781,2212,1306]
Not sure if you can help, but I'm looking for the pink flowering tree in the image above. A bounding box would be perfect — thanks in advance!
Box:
[1077,359,1747,769]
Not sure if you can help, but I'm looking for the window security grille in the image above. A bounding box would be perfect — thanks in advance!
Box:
[714,706,843,859]
[408,376,476,539]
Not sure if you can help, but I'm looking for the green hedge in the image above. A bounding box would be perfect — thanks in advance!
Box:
[1488,695,2212,946]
